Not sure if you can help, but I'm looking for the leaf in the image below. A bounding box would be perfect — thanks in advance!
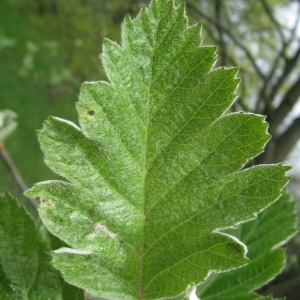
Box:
[197,193,297,300]
[0,109,17,143]
[25,0,289,299]
[0,192,84,300]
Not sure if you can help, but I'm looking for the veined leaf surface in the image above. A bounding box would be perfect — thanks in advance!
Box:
[26,0,289,299]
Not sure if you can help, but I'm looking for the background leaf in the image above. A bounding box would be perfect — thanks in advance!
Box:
[197,193,297,300]
[0,109,18,143]
[26,0,290,299]
[0,192,84,300]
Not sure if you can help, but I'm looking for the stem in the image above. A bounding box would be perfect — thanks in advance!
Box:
[0,143,39,209]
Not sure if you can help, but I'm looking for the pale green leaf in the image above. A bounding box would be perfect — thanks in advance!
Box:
[26,0,289,299]
[197,193,297,300]
[0,192,84,300]
[0,109,17,143]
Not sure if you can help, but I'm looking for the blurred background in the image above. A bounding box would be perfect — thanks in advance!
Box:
[0,0,300,298]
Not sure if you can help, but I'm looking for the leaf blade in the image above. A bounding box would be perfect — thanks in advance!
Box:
[26,0,290,299]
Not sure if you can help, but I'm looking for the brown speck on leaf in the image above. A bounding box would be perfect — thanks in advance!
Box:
[87,110,95,116]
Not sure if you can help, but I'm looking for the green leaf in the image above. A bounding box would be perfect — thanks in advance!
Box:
[26,0,289,299]
[0,192,84,300]
[0,109,17,143]
[197,193,297,300]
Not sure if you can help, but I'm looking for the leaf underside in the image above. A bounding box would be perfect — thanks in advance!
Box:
[26,0,289,299]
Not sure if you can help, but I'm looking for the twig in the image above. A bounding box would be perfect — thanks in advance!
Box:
[287,0,300,45]
[269,46,300,103]
[0,143,39,209]
[268,75,300,134]
[273,117,300,163]
[256,44,286,113]
[261,0,286,44]
[258,5,300,114]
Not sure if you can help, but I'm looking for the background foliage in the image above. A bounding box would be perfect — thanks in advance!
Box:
[0,0,299,298]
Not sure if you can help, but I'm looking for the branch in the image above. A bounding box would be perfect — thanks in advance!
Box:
[262,1,300,109]
[261,0,286,44]
[287,0,300,45]
[0,144,39,210]
[256,44,287,113]
[268,75,300,134]
[268,46,300,104]
[260,46,300,117]
[272,117,300,163]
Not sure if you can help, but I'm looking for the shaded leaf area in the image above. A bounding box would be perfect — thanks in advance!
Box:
[26,0,289,299]
[197,193,297,300]
[0,192,84,300]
